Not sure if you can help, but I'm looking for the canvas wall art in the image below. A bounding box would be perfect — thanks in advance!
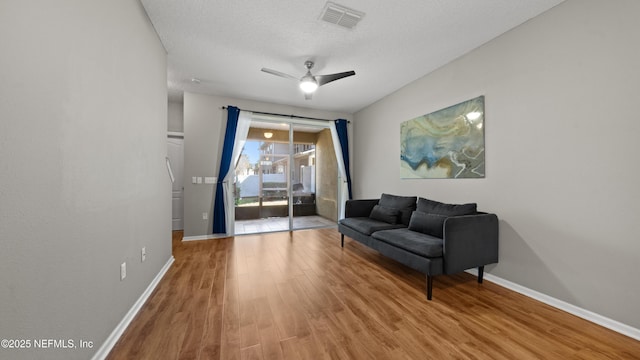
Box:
[401,96,485,179]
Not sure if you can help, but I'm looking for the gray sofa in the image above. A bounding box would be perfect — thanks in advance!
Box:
[338,193,499,300]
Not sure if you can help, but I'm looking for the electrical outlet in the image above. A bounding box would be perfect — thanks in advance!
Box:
[141,247,146,262]
[120,262,127,281]
[202,212,208,220]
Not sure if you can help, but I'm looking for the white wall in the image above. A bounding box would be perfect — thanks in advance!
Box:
[183,93,352,237]
[0,1,171,359]
[353,0,640,329]
[168,100,184,132]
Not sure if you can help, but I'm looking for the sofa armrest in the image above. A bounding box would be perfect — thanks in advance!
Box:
[344,199,379,218]
[442,213,499,274]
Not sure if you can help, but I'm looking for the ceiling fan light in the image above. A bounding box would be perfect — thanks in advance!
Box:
[299,75,318,93]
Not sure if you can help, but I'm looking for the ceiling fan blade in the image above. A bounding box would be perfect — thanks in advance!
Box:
[316,71,356,86]
[261,68,298,81]
[304,93,313,100]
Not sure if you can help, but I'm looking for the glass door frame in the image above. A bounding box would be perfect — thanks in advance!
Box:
[287,123,294,230]
[243,114,337,233]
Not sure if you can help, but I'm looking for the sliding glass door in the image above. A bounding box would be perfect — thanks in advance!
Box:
[233,117,337,235]
[291,124,317,230]
[258,142,290,225]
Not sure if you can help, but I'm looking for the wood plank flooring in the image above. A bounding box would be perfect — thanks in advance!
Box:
[107,229,640,359]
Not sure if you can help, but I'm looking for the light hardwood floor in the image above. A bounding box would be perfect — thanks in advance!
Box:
[107,229,640,359]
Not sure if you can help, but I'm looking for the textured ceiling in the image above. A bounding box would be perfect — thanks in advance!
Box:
[141,0,565,113]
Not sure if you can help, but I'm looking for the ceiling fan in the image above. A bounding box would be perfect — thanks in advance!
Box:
[261,61,355,100]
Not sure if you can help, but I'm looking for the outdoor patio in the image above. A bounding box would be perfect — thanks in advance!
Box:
[234,215,336,235]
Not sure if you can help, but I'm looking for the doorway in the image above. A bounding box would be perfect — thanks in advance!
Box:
[233,118,338,235]
[167,135,184,230]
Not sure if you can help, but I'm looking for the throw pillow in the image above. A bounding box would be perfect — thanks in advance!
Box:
[369,205,400,224]
[408,211,447,238]
[417,197,477,217]
[379,193,418,209]
[379,193,417,225]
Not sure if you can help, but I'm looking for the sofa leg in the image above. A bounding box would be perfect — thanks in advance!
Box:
[341,234,344,248]
[426,275,433,300]
[478,266,484,283]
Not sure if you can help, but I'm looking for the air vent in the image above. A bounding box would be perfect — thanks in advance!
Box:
[320,2,365,29]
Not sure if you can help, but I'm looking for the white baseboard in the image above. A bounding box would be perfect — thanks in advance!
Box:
[182,234,229,241]
[91,256,175,360]
[466,269,640,341]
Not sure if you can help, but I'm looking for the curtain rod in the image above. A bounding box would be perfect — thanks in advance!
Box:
[220,106,350,123]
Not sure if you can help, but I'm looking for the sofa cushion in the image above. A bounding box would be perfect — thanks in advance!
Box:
[417,197,477,216]
[380,193,418,209]
[398,209,415,227]
[379,193,417,226]
[369,205,400,224]
[339,217,405,236]
[408,211,447,238]
[372,228,443,258]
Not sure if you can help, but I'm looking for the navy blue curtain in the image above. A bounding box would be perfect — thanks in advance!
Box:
[212,106,240,234]
[335,119,353,200]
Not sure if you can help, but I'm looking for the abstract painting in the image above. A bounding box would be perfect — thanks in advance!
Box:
[401,96,485,178]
